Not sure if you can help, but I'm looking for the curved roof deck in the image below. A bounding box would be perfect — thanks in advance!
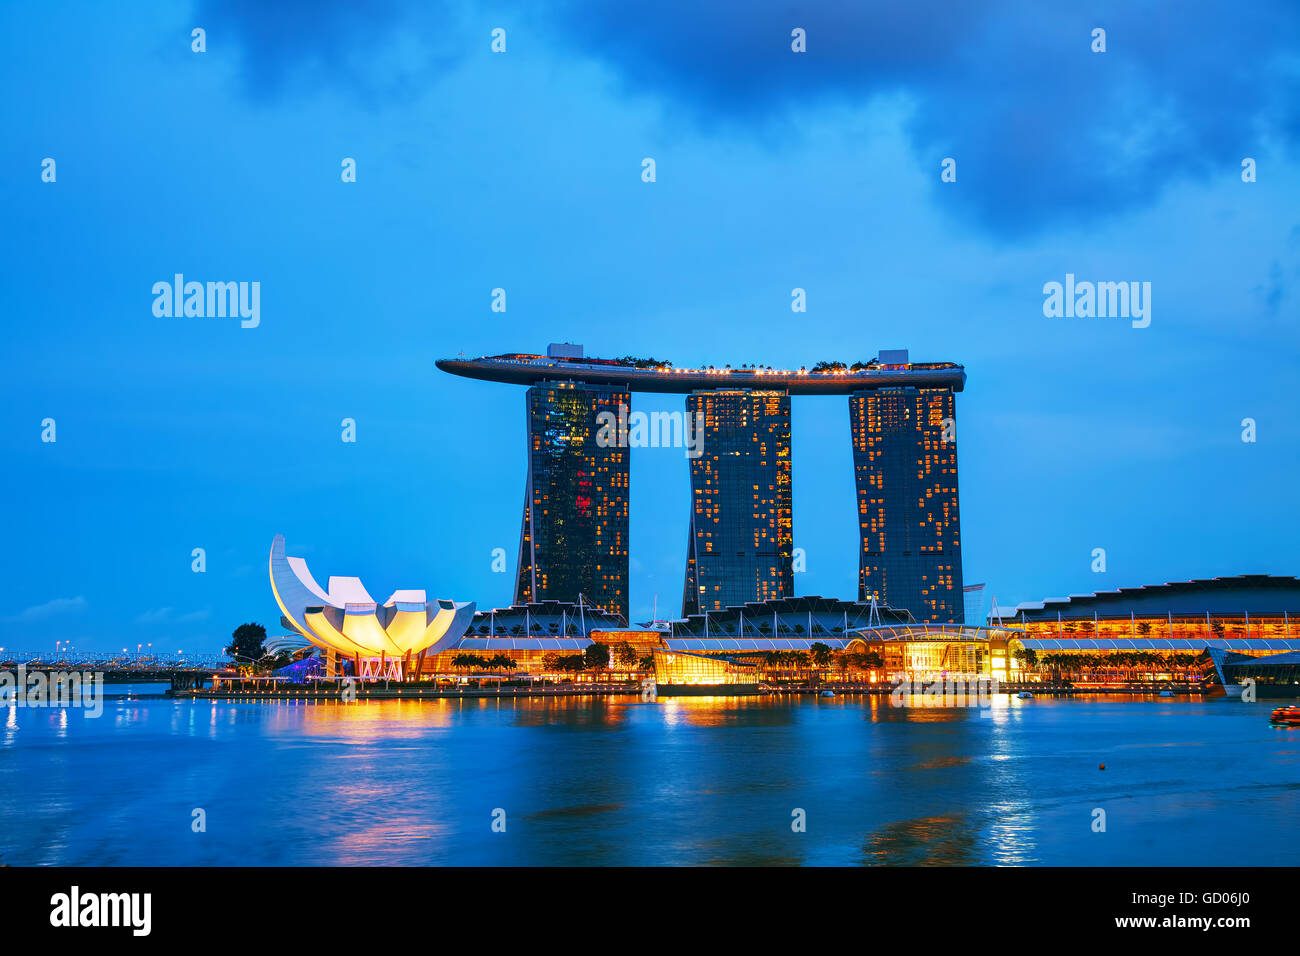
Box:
[1004,575,1300,621]
[436,353,966,395]
[1016,637,1300,652]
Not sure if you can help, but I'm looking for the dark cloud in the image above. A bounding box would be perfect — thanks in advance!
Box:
[548,0,1300,237]
[194,0,466,107]
[197,0,1300,236]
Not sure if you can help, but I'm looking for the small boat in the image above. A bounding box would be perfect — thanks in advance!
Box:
[1016,691,1034,699]
[818,689,836,698]
[1270,705,1300,726]
[1158,690,1174,698]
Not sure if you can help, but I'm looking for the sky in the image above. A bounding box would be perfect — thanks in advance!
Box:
[1,1,1297,654]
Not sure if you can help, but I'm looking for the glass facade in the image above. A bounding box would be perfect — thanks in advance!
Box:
[878,640,988,679]
[1012,614,1296,649]
[516,382,630,621]
[682,389,793,616]
[653,648,758,686]
[850,386,963,622]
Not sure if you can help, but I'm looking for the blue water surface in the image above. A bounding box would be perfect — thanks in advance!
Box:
[1,695,1295,866]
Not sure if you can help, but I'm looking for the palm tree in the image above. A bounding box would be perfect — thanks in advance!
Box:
[809,642,833,682]
[792,651,811,680]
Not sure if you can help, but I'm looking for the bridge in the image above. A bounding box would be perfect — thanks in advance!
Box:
[0,655,233,691]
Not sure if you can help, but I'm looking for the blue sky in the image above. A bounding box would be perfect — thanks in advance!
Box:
[1,1,1297,654]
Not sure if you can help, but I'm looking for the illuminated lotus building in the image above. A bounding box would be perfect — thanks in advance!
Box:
[269,535,476,679]
[437,344,966,623]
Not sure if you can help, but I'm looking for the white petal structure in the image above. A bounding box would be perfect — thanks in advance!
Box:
[269,535,475,662]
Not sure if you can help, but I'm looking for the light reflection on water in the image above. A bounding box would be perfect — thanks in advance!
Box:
[0,695,1297,866]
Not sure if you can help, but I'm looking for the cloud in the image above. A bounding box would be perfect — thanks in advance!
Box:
[1253,260,1288,315]
[544,0,1300,237]
[135,607,212,625]
[10,596,87,622]
[193,0,469,107]
[196,1,1299,236]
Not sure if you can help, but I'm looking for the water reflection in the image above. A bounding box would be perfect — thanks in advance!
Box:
[909,755,971,771]
[983,802,1039,865]
[862,814,980,866]
[0,696,1297,865]
[660,696,804,727]
[525,803,621,820]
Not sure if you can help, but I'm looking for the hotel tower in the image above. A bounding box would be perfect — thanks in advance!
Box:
[848,356,963,622]
[682,389,793,616]
[515,379,630,621]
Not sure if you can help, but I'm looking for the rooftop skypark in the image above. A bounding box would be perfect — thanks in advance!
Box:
[436,344,966,395]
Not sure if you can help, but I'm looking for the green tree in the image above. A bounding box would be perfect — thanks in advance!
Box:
[809,642,833,677]
[616,355,673,369]
[264,650,294,672]
[226,622,268,664]
[615,641,639,669]
[1012,647,1038,675]
[584,642,611,670]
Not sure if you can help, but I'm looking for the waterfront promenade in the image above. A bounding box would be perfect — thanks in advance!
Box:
[174,679,1208,701]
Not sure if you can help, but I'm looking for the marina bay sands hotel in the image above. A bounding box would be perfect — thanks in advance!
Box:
[437,345,966,624]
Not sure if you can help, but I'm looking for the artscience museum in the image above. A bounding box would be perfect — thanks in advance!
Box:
[269,535,476,680]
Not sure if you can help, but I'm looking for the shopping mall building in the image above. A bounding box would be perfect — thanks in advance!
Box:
[997,575,1300,651]
[647,577,1300,691]
[993,574,1300,684]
